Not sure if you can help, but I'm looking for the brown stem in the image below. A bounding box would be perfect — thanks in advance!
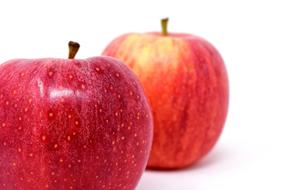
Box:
[68,41,80,59]
[161,18,169,36]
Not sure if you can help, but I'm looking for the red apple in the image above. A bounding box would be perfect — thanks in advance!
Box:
[102,19,229,169]
[0,42,153,189]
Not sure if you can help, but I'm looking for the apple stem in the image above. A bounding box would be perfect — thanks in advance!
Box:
[68,41,80,59]
[161,18,169,36]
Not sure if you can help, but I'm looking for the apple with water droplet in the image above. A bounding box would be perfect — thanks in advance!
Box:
[103,18,229,169]
[0,42,153,189]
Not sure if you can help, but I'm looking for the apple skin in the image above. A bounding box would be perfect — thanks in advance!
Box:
[103,32,229,169]
[0,56,153,189]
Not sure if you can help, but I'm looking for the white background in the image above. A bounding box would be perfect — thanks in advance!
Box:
[1,0,285,189]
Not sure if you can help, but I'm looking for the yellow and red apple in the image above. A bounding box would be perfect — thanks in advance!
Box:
[103,19,229,169]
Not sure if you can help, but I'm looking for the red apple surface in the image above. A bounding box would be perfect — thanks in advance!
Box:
[0,42,153,189]
[102,19,229,169]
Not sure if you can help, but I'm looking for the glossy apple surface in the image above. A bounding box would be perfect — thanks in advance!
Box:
[103,20,229,169]
[0,53,153,189]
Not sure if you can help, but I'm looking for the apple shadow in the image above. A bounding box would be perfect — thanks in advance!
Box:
[136,146,232,190]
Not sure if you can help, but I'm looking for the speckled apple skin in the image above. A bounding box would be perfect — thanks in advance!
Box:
[103,33,229,169]
[0,56,153,190]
